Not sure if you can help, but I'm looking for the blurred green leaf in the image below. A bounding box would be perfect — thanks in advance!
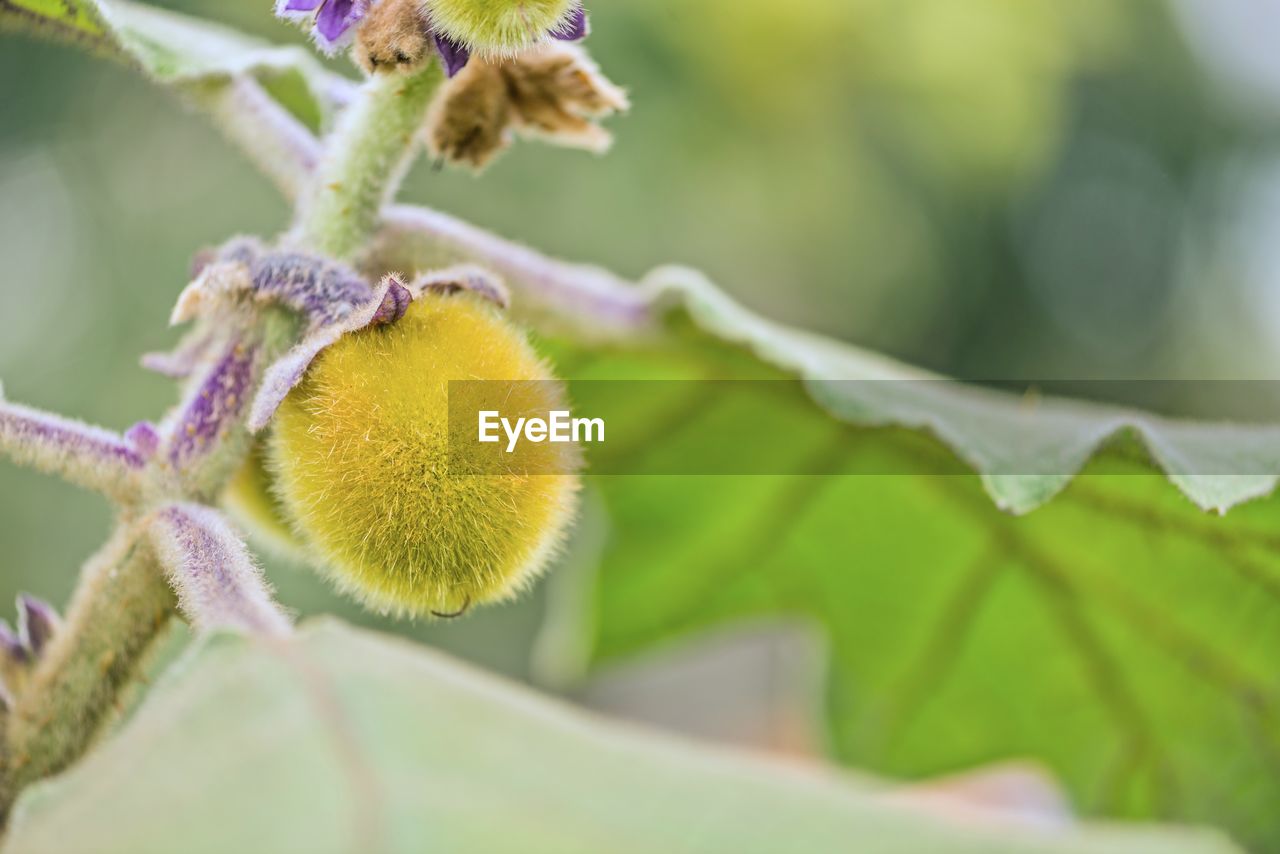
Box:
[2,621,1240,854]
[530,268,1280,848]
[0,0,347,129]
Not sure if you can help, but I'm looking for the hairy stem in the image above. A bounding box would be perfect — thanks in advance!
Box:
[1,524,175,814]
[294,62,444,260]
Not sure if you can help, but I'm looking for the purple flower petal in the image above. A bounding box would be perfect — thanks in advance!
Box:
[433,31,471,77]
[315,0,360,44]
[274,0,322,19]
[552,4,588,41]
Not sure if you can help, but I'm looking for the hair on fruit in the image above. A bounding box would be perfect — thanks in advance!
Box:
[269,287,579,618]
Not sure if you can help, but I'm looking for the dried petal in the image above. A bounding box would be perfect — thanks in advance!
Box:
[426,42,625,170]
[170,262,254,326]
[354,0,432,74]
[425,59,512,168]
[503,42,626,151]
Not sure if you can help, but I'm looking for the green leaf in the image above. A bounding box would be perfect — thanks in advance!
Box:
[526,267,1280,849]
[0,0,107,50]
[0,0,348,132]
[2,621,1240,854]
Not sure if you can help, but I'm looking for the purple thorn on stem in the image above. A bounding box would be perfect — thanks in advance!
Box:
[189,248,218,279]
[125,421,161,458]
[0,620,28,666]
[17,595,60,657]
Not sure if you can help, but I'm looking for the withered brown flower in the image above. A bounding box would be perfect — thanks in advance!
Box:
[426,42,627,170]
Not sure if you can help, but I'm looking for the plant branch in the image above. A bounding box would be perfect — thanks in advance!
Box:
[293,63,445,260]
[369,205,655,337]
[0,393,146,503]
[1,523,175,815]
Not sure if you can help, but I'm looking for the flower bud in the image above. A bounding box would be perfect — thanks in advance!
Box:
[268,289,579,617]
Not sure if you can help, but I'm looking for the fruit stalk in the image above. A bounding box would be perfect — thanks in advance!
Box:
[294,60,445,261]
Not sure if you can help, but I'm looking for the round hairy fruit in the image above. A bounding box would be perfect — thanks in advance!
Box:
[428,0,579,55]
[270,291,579,617]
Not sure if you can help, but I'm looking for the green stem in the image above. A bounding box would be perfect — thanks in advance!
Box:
[1,524,175,814]
[294,62,445,260]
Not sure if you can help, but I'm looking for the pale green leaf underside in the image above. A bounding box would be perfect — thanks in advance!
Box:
[643,267,1280,515]
[2,622,1240,854]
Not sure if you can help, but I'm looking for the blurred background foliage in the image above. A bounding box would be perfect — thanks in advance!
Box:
[3,0,1280,801]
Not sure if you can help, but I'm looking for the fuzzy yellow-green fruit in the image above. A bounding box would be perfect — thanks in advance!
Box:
[270,292,579,617]
[223,442,308,560]
[427,0,579,55]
